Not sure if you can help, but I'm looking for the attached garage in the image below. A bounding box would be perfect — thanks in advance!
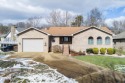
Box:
[17,28,50,52]
[22,39,43,52]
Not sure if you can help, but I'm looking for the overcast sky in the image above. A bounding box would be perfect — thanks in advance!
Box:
[1,0,125,26]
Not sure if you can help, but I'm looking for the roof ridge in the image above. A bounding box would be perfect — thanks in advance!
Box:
[41,26,112,36]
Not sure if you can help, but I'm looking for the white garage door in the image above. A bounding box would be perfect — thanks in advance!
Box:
[23,39,43,52]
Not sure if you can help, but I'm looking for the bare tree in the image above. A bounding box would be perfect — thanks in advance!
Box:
[47,10,73,27]
[16,22,26,28]
[0,24,10,34]
[47,10,61,26]
[85,8,105,27]
[26,16,42,28]
[64,11,73,26]
[111,20,125,34]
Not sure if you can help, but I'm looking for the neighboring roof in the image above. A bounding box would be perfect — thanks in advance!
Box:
[113,31,125,39]
[41,26,113,36]
[17,27,50,36]
[0,34,7,37]
[1,27,27,38]
[0,31,10,38]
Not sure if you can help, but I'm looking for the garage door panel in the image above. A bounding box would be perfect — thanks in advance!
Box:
[23,39,43,52]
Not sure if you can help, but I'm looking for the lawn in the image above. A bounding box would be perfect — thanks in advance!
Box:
[75,55,125,69]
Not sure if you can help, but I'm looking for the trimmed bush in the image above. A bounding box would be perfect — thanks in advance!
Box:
[100,48,106,54]
[107,48,114,55]
[92,48,99,54]
[86,48,93,54]
[52,45,62,53]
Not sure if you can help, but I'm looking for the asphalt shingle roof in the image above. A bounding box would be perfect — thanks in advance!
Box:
[41,27,113,36]
[113,31,125,39]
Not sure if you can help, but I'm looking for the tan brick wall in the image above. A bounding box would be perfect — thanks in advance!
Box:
[18,29,49,52]
[70,28,113,52]
[51,37,61,46]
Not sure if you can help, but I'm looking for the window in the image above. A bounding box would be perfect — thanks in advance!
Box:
[105,36,110,45]
[97,36,102,45]
[60,37,72,44]
[88,37,94,45]
[64,37,69,42]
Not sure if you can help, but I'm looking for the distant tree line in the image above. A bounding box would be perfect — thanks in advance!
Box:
[14,8,105,28]
[110,20,125,34]
[0,7,125,35]
[46,8,105,27]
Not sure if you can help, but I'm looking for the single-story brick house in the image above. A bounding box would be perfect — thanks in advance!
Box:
[17,26,113,52]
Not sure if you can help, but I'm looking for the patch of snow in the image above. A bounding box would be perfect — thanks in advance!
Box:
[0,75,11,83]
[0,58,78,83]
[115,65,125,73]
[0,55,11,59]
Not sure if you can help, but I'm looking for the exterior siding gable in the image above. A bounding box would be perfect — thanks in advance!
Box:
[71,28,113,52]
[73,27,112,36]
[17,28,50,36]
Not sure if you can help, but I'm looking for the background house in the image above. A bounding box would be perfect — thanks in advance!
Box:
[0,25,27,51]
[113,31,125,51]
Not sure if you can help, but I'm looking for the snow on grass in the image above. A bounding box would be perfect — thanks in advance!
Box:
[115,65,125,73]
[0,57,78,83]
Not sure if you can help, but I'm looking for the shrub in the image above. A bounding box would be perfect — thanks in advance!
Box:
[113,48,116,54]
[107,48,114,55]
[52,45,62,53]
[86,48,93,54]
[100,48,106,54]
[92,48,99,54]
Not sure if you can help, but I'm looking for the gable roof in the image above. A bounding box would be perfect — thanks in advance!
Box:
[17,27,50,36]
[41,26,113,36]
[113,31,125,39]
